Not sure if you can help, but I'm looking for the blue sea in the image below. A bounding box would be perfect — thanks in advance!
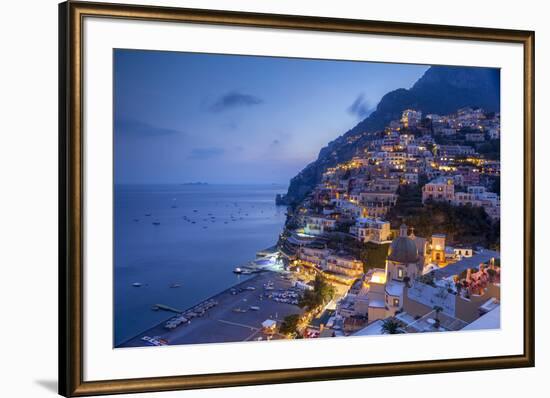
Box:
[114,184,287,346]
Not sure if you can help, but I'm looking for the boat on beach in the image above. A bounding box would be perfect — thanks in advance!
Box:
[141,335,168,346]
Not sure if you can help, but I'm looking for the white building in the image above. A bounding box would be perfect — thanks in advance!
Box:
[406,144,428,156]
[437,145,476,156]
[349,217,391,244]
[454,247,473,258]
[401,109,423,128]
[299,246,330,267]
[304,216,337,235]
[324,253,364,278]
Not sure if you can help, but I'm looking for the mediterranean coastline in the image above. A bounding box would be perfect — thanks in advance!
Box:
[114,184,288,346]
[114,60,501,348]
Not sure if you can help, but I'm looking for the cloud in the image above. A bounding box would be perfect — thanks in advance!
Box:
[267,132,293,153]
[348,94,373,119]
[209,91,263,113]
[115,118,183,137]
[188,147,225,160]
[264,135,291,157]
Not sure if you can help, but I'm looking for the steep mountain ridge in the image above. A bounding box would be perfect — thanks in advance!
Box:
[283,65,500,204]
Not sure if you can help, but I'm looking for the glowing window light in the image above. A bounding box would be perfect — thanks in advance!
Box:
[370,273,386,284]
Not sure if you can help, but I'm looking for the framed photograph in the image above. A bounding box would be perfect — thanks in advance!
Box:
[59,1,535,396]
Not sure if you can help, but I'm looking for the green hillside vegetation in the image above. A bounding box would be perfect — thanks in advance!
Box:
[298,275,335,310]
[403,201,499,249]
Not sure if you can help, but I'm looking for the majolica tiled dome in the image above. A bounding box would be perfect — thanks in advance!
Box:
[388,224,419,263]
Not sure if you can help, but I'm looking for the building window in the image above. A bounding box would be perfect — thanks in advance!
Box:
[397,268,404,279]
[393,298,400,307]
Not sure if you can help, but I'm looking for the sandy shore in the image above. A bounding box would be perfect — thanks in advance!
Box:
[118,271,304,347]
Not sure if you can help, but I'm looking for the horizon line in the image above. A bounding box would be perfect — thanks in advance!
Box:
[114,182,289,186]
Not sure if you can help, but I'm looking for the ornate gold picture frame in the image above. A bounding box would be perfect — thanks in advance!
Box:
[59,1,534,396]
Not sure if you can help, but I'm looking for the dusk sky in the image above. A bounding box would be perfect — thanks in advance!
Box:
[114,49,429,185]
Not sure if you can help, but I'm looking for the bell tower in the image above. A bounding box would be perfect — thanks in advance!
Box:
[431,234,446,265]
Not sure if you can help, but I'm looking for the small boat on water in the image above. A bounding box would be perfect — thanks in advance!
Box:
[169,283,181,288]
[249,306,260,311]
[132,282,142,287]
[152,222,161,226]
[141,335,168,346]
[145,213,152,216]
[233,267,243,274]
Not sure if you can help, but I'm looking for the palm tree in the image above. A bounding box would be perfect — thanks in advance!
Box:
[381,318,402,334]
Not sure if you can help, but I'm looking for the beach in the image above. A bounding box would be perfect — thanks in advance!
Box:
[118,271,304,347]
[114,184,288,345]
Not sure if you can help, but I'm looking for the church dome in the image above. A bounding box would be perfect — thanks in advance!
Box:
[388,236,419,264]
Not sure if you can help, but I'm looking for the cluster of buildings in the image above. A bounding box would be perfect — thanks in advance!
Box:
[422,177,500,220]
[429,107,500,140]
[297,243,363,283]
[335,224,500,336]
[278,106,501,337]
[310,107,500,224]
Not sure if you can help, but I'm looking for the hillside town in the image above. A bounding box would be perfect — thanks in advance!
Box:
[275,106,501,338]
[121,106,502,347]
